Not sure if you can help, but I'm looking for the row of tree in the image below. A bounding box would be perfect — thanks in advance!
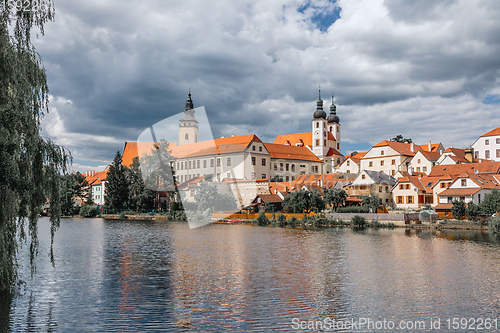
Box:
[451,189,500,220]
[281,188,382,214]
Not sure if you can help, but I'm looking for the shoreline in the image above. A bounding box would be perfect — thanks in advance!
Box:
[95,214,488,231]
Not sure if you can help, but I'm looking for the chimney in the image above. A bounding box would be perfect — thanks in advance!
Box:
[428,141,431,151]
[464,148,474,163]
[410,142,414,153]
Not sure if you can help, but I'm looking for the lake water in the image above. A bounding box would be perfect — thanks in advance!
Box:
[2,218,500,332]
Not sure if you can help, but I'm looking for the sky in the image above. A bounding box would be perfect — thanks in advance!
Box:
[31,0,500,172]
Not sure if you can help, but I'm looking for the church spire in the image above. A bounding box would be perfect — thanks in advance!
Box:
[185,89,194,111]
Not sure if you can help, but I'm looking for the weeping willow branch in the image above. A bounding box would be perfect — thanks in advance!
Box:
[1,1,70,292]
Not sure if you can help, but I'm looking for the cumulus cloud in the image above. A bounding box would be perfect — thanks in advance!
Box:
[35,0,500,166]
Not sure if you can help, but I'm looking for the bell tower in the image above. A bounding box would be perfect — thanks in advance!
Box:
[178,90,199,146]
[312,88,328,158]
[326,94,341,152]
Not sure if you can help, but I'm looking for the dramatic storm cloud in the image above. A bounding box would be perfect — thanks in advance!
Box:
[35,0,500,171]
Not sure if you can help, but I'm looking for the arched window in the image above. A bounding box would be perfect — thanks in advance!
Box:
[329,126,333,132]
[185,133,189,140]
[316,122,319,128]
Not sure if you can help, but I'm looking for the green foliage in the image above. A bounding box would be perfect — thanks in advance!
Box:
[479,189,500,216]
[193,182,237,213]
[391,135,412,143]
[282,190,325,213]
[105,151,129,210]
[126,157,155,211]
[60,172,89,215]
[451,200,466,220]
[79,205,99,218]
[0,1,70,292]
[287,217,298,227]
[170,201,184,212]
[256,211,270,226]
[140,139,175,192]
[264,202,276,213]
[361,193,382,212]
[489,216,500,235]
[466,202,480,220]
[324,188,347,210]
[351,215,366,228]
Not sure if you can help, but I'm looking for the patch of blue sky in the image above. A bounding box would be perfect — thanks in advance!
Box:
[297,0,341,32]
[482,94,500,104]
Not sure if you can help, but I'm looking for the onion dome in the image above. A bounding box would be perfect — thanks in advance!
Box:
[313,89,326,119]
[327,95,339,123]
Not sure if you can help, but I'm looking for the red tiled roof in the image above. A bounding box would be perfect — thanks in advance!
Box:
[122,135,260,166]
[273,132,313,147]
[439,188,481,196]
[373,141,424,156]
[428,161,500,177]
[263,143,322,162]
[418,151,442,161]
[480,127,500,137]
[253,194,283,203]
[418,143,442,152]
[85,171,108,186]
[326,147,343,157]
[435,203,453,210]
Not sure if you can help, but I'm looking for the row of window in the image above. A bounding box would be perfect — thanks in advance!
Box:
[368,159,397,167]
[484,138,500,145]
[396,196,414,204]
[315,122,340,133]
[475,149,500,159]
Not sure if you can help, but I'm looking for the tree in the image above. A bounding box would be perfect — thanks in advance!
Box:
[126,157,155,210]
[361,193,382,212]
[105,151,129,210]
[140,139,177,210]
[282,190,325,213]
[324,188,347,210]
[1,1,71,292]
[60,172,89,215]
[391,135,412,143]
[466,202,480,221]
[451,200,466,219]
[479,189,500,216]
[193,182,237,213]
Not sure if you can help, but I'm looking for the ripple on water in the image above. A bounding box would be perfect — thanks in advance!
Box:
[3,219,500,331]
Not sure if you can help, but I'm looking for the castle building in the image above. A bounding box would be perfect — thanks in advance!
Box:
[122,90,343,183]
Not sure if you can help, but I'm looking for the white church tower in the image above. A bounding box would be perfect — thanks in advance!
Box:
[326,95,341,152]
[312,89,329,159]
[178,90,199,146]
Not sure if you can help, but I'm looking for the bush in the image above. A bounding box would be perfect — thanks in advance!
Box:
[351,215,366,228]
[451,200,466,220]
[288,217,298,227]
[489,216,500,235]
[79,205,99,218]
[256,211,270,226]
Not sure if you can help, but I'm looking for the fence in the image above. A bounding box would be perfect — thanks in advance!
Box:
[212,212,319,220]
[327,212,421,225]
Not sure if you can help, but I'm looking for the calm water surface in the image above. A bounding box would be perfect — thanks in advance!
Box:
[2,218,500,332]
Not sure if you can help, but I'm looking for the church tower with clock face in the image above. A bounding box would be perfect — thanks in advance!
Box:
[312,89,329,159]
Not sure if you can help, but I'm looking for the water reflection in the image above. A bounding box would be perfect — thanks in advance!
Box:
[3,219,500,332]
